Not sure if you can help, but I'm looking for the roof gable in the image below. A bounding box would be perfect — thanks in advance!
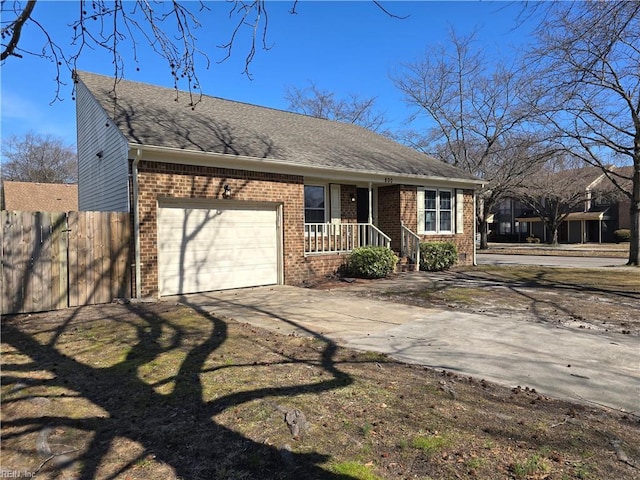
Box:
[2,181,78,212]
[76,71,479,183]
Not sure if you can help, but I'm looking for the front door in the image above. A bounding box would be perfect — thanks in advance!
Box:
[357,188,369,223]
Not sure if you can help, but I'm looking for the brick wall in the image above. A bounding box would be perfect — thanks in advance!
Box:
[134,161,477,296]
[378,185,401,250]
[135,161,354,295]
[397,187,475,266]
[340,184,357,222]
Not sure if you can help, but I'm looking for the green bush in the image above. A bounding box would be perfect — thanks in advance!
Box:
[613,229,631,243]
[343,246,398,279]
[419,241,458,272]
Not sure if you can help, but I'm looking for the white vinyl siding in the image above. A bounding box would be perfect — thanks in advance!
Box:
[418,188,456,234]
[76,81,130,212]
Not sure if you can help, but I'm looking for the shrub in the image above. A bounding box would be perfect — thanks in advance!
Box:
[343,246,398,279]
[613,229,631,243]
[525,236,541,244]
[419,241,458,272]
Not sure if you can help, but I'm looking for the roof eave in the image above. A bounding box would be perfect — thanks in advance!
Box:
[129,143,484,189]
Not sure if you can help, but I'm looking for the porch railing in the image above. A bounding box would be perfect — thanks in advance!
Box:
[401,223,421,270]
[304,223,391,255]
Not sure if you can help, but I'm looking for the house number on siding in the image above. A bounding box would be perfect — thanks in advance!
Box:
[384,177,393,184]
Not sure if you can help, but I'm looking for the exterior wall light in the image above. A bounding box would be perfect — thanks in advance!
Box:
[350,193,356,202]
[223,184,231,198]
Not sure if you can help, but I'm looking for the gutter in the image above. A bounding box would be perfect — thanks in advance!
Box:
[131,143,485,190]
[132,148,142,299]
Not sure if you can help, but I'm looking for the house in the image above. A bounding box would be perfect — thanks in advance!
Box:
[491,166,631,243]
[1,181,78,212]
[74,71,483,298]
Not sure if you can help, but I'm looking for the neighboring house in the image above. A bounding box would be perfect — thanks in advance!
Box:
[491,166,631,243]
[488,198,530,241]
[1,181,78,212]
[74,71,483,298]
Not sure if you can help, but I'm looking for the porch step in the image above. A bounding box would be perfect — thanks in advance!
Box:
[396,256,418,273]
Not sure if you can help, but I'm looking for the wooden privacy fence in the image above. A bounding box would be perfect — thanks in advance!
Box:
[1,211,132,315]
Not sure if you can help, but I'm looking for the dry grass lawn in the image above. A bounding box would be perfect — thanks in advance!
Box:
[1,265,639,479]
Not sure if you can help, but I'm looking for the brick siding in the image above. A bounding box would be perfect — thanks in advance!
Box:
[340,184,357,222]
[405,187,475,266]
[133,161,476,296]
[134,161,354,296]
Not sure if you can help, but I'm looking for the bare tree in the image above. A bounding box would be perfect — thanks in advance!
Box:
[393,30,556,249]
[529,1,640,265]
[285,81,389,133]
[514,157,604,245]
[1,132,77,183]
[2,1,406,104]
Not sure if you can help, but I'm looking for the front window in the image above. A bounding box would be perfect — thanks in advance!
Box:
[425,190,437,231]
[420,188,454,234]
[440,190,452,231]
[304,185,325,223]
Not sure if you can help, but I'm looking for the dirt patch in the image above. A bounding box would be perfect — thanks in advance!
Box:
[2,301,639,479]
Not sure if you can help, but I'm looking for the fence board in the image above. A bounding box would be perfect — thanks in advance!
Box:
[1,211,132,314]
[34,212,50,312]
[110,213,132,299]
[67,212,80,309]
[51,213,68,310]
[2,211,21,314]
[20,212,35,313]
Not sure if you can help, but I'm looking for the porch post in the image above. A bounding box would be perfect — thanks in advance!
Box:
[368,182,373,224]
[599,219,602,243]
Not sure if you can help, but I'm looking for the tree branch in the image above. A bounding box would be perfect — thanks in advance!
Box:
[1,0,37,60]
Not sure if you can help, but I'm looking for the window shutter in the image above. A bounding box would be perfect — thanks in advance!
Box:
[417,189,425,232]
[456,189,464,234]
[330,184,341,224]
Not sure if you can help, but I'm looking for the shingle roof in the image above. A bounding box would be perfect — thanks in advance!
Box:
[608,165,633,194]
[554,165,605,188]
[76,71,479,182]
[2,181,78,212]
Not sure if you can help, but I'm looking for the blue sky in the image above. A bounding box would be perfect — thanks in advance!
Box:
[1,1,536,162]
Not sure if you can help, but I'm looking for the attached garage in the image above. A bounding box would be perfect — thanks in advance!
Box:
[157,199,282,295]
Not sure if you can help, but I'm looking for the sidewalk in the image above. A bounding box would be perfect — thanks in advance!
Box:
[484,242,629,258]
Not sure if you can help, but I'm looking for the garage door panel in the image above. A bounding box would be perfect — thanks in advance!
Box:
[158,203,279,295]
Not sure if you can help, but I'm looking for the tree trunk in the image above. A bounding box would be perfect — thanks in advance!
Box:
[543,219,560,245]
[628,175,640,266]
[627,154,640,265]
[479,217,489,250]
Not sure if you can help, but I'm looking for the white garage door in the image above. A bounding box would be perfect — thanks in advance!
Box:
[158,201,280,295]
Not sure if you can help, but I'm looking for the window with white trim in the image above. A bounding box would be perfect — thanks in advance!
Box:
[418,188,454,234]
[304,185,326,223]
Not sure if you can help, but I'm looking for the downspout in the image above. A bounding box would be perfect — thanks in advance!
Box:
[473,192,477,266]
[132,148,142,299]
[368,182,373,224]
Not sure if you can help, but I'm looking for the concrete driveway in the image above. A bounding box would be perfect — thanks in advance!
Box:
[169,283,640,417]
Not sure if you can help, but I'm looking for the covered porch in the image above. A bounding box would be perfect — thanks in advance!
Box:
[516,209,611,244]
[303,182,421,267]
